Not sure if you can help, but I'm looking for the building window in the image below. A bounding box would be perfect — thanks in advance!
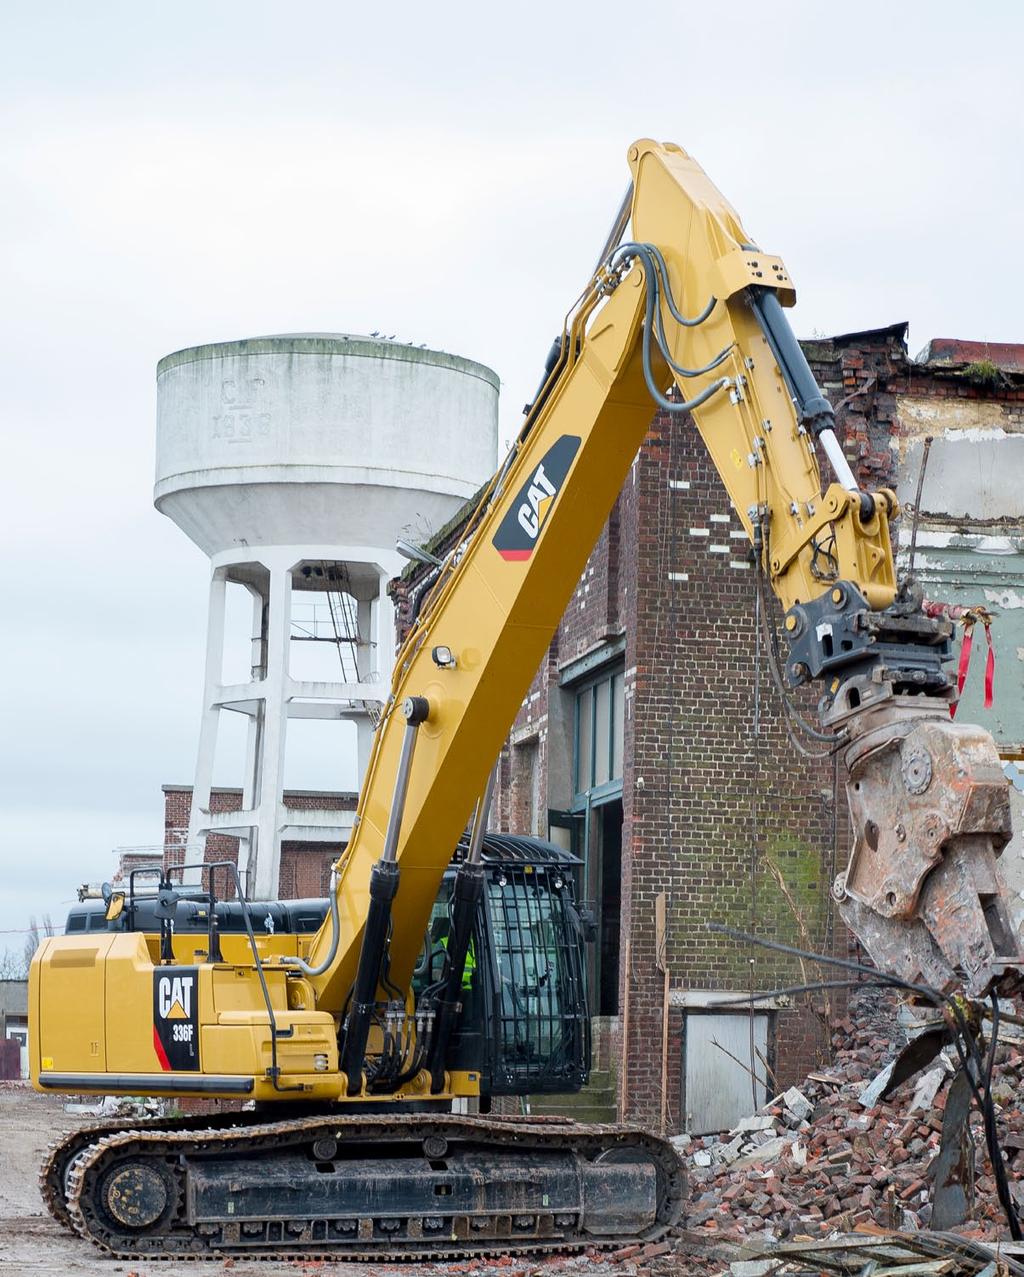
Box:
[574,669,624,798]
[565,663,624,1017]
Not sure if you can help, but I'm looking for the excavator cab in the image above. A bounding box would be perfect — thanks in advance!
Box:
[416,832,591,1099]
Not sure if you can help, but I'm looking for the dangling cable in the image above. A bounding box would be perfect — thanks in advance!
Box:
[750,516,847,753]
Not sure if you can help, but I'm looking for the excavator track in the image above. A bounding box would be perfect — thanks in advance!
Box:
[40,1108,271,1232]
[61,1112,685,1260]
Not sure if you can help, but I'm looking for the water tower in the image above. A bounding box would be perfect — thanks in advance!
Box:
[155,334,499,898]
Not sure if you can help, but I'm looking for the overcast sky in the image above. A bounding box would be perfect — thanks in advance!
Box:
[1,0,1022,944]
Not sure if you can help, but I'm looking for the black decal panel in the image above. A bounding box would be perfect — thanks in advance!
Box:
[492,435,581,561]
[152,966,200,1072]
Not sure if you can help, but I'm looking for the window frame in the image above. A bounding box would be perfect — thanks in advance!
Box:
[571,664,625,810]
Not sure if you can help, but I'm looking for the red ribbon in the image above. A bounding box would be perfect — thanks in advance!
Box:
[950,620,995,717]
[983,622,995,709]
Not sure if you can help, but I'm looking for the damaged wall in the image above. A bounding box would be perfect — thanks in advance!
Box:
[807,328,1024,924]
[804,327,1024,750]
[897,401,1024,749]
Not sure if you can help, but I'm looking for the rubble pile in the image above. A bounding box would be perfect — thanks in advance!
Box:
[683,986,1024,1247]
[63,1093,163,1119]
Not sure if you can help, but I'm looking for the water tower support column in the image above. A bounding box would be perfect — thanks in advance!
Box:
[185,568,228,882]
[238,585,265,885]
[251,557,293,899]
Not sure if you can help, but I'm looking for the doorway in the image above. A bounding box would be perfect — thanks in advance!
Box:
[589,798,622,1015]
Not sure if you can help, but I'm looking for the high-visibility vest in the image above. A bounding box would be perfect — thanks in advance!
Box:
[440,933,476,990]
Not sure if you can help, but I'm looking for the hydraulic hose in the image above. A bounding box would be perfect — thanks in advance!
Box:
[339,858,401,1094]
[609,241,732,414]
[611,242,717,327]
[640,282,731,415]
[280,868,340,977]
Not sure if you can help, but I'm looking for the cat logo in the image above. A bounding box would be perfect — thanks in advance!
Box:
[492,435,581,561]
[152,967,200,1071]
[158,975,192,1020]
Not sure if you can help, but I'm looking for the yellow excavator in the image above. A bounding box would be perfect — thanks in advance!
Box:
[30,139,1019,1259]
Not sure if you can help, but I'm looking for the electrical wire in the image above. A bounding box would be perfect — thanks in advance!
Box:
[708,976,886,1007]
[809,531,840,583]
[708,921,979,1056]
[979,991,1019,1239]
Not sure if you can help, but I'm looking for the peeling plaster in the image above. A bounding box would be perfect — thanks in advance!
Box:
[899,395,1022,435]
[898,529,956,549]
[972,535,1018,556]
[943,426,1009,443]
[898,430,1024,521]
[897,529,1022,553]
[984,587,1024,610]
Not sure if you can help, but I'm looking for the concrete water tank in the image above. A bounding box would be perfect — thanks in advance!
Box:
[154,334,500,898]
[155,334,500,554]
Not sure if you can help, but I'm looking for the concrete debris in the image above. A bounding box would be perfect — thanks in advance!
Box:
[780,1087,812,1123]
[908,1065,947,1113]
[64,1094,163,1118]
[733,1115,777,1135]
[729,1136,796,1172]
[859,1058,896,1109]
[717,1135,746,1165]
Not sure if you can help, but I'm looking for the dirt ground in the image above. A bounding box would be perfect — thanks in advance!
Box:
[0,1085,654,1277]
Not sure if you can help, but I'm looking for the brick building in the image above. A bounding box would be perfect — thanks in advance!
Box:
[392,323,1024,1136]
[152,785,357,899]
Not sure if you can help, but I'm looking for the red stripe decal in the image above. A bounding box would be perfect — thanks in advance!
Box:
[498,549,532,561]
[152,1025,172,1071]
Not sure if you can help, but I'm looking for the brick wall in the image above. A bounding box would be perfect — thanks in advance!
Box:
[279,842,338,898]
[619,405,840,1130]
[802,323,906,490]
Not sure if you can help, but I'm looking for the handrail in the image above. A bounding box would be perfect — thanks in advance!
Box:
[204,860,304,1093]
